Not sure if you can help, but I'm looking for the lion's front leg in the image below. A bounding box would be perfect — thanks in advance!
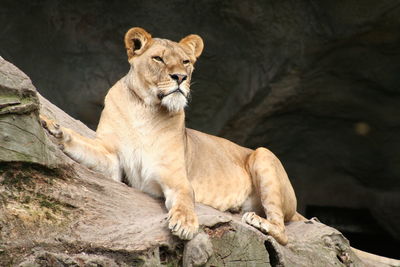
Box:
[161,172,199,240]
[40,115,121,182]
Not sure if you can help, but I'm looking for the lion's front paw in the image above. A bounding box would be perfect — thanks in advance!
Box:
[168,206,199,240]
[40,115,64,139]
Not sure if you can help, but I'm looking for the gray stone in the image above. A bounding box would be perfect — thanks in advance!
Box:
[0,57,63,167]
[183,232,213,267]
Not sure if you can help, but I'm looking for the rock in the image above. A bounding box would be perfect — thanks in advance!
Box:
[0,43,397,267]
[0,57,63,167]
[182,232,213,267]
[1,3,399,250]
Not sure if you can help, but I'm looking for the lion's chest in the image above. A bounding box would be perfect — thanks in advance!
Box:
[107,102,186,199]
[119,139,164,198]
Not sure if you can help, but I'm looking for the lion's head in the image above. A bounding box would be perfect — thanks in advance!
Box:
[123,27,203,113]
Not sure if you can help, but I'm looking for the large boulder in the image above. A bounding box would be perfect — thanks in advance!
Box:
[1,56,387,267]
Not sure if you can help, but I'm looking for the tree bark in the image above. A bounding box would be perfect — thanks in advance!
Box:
[0,57,389,266]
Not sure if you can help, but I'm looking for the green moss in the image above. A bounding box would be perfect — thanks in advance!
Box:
[0,95,21,106]
[0,162,65,190]
[0,93,38,114]
[0,162,76,226]
[1,172,32,189]
[36,193,75,213]
[21,195,31,204]
[39,199,53,209]
[159,245,183,267]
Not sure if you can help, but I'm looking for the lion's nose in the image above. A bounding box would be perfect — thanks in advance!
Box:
[170,74,187,85]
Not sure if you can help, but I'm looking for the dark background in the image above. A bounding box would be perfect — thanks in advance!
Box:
[1,0,399,258]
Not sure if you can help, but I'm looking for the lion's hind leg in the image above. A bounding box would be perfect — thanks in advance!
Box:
[243,147,297,245]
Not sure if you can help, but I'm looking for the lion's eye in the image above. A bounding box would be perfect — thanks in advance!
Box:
[183,60,190,65]
[152,56,164,63]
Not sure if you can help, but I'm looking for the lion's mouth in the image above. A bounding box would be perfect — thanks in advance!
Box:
[157,88,186,100]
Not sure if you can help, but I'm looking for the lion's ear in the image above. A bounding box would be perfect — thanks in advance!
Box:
[124,27,152,60]
[179,34,204,59]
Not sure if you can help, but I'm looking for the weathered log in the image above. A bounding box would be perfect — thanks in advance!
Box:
[0,57,392,266]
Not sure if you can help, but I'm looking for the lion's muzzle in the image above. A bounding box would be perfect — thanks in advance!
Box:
[157,88,186,100]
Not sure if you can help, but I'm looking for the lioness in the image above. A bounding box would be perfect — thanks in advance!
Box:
[40,27,303,245]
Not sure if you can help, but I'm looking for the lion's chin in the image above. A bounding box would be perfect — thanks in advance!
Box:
[160,93,187,113]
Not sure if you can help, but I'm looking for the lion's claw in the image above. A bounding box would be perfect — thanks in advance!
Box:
[40,115,64,139]
[168,207,199,240]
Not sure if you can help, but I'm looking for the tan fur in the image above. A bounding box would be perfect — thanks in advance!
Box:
[40,27,300,244]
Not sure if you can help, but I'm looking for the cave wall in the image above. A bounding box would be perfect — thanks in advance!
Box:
[1,0,400,257]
